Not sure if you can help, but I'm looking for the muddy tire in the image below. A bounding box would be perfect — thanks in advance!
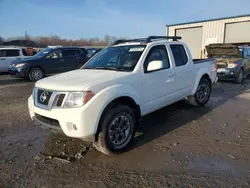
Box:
[94,105,136,155]
[28,67,44,81]
[234,69,243,84]
[187,77,211,106]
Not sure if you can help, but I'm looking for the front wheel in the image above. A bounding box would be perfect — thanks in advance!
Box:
[94,105,136,155]
[28,67,44,81]
[187,77,211,106]
[234,69,243,84]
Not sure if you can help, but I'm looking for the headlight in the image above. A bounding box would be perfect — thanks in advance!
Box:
[14,63,26,68]
[63,91,94,108]
[227,63,237,68]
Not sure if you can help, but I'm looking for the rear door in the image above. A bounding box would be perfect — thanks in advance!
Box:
[169,44,194,98]
[0,49,21,72]
[246,48,250,75]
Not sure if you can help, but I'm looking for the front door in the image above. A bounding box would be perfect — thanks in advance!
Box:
[142,45,176,114]
[43,49,65,74]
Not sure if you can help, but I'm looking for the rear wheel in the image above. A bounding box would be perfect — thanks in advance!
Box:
[94,105,136,155]
[234,69,243,84]
[188,77,211,106]
[28,67,44,81]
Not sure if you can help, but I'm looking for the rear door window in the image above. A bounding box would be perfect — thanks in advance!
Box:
[170,45,188,67]
[75,49,82,55]
[6,50,20,57]
[62,49,77,57]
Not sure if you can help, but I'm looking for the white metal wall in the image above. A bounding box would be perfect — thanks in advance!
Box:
[225,21,250,43]
[167,16,250,58]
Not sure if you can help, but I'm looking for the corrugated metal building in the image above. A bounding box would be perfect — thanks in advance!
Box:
[166,14,250,58]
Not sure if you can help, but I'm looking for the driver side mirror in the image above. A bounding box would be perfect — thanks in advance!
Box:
[146,60,164,72]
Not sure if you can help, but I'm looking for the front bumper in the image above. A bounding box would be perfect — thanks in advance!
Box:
[8,66,27,78]
[217,68,238,80]
[28,95,98,141]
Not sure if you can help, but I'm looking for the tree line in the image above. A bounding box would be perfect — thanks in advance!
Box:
[0,33,126,47]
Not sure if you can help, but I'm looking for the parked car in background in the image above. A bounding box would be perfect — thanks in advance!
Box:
[28,36,217,155]
[86,48,103,58]
[206,44,250,83]
[9,46,88,81]
[0,47,27,72]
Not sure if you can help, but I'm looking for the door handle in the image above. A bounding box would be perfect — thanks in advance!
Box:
[187,68,192,72]
[0,58,6,60]
[16,57,21,60]
[60,59,64,61]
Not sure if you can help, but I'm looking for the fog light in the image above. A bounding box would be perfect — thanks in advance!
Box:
[230,72,234,75]
[72,124,77,130]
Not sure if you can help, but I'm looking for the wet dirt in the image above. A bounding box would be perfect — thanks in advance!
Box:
[1,75,250,187]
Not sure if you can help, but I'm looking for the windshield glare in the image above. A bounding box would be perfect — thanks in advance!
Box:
[82,45,146,71]
[33,48,53,58]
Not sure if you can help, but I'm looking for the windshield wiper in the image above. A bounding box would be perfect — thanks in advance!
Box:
[83,66,130,72]
[88,66,125,71]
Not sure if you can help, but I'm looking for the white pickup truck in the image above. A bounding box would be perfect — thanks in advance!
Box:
[28,36,217,155]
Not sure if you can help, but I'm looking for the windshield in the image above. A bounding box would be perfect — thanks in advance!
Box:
[33,48,53,58]
[82,45,146,72]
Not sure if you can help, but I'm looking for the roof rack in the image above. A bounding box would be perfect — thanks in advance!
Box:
[112,36,182,45]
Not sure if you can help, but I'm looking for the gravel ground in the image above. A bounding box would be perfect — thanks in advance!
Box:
[1,74,250,188]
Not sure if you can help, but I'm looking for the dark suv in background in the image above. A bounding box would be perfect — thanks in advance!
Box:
[206,44,250,84]
[9,47,89,81]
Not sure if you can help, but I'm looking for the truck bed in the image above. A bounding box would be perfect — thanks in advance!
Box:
[193,58,216,64]
[193,58,217,84]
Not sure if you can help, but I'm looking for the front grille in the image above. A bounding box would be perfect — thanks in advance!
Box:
[35,114,60,127]
[56,94,65,107]
[217,63,227,69]
[37,89,53,105]
[217,72,225,76]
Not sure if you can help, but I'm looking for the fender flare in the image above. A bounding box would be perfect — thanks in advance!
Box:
[89,84,141,133]
[191,69,211,95]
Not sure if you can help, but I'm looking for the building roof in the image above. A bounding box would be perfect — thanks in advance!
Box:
[166,14,250,27]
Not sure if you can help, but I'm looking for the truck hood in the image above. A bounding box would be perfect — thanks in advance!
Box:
[206,44,242,58]
[35,69,129,91]
[11,56,39,64]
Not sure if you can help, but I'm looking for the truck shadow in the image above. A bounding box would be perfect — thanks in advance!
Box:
[40,79,250,159]
[131,79,250,151]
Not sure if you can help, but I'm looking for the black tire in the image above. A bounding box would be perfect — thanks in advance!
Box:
[94,105,136,155]
[187,77,211,106]
[28,67,44,81]
[234,69,243,84]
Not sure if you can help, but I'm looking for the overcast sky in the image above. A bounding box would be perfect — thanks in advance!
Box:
[0,0,250,39]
